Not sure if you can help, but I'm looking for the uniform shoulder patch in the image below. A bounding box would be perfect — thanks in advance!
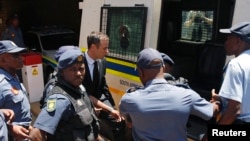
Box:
[47,99,57,112]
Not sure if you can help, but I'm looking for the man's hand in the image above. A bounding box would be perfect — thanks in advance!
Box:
[210,89,220,103]
[200,133,208,141]
[110,109,123,122]
[8,124,30,140]
[29,128,47,141]
[94,107,102,116]
[0,109,14,123]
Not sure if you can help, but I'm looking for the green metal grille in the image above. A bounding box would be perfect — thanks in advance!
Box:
[100,6,147,62]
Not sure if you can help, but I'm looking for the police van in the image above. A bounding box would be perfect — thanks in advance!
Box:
[78,0,250,140]
[24,26,78,82]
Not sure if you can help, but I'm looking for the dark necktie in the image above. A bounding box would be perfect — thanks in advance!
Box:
[93,61,99,85]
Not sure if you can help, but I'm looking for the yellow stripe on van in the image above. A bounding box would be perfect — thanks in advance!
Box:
[108,86,125,96]
[42,55,57,64]
[106,68,140,82]
[106,58,136,68]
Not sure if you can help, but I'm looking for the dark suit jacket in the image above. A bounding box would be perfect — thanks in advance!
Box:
[83,55,115,106]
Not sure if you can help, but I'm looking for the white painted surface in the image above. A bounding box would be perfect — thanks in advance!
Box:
[232,0,250,25]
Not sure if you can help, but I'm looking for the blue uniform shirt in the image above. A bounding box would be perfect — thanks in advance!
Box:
[0,69,32,126]
[1,25,25,47]
[34,93,74,134]
[120,78,213,141]
[0,112,8,141]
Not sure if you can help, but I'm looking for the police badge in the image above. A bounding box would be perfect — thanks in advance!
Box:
[47,99,56,112]
[77,55,83,62]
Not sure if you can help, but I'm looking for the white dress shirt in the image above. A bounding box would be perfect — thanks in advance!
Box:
[85,52,96,81]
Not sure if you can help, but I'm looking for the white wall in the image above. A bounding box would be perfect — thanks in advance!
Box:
[232,0,250,25]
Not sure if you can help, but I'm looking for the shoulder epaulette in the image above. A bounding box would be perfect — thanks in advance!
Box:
[0,74,5,83]
[126,86,142,93]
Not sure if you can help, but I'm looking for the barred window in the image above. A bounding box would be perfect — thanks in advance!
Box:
[181,10,214,42]
[100,7,147,62]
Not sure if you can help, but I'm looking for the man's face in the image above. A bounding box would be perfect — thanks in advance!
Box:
[12,18,19,27]
[224,34,240,56]
[4,53,24,70]
[163,63,173,73]
[61,63,85,87]
[93,39,109,59]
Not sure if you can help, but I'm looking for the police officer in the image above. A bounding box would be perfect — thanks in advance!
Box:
[0,40,32,141]
[0,109,15,141]
[160,52,175,79]
[160,52,190,88]
[39,45,80,108]
[119,48,220,141]
[30,49,100,141]
[2,13,25,47]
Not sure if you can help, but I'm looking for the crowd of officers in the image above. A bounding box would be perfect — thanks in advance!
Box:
[0,21,250,141]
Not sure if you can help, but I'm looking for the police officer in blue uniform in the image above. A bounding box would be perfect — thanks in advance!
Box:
[160,52,190,89]
[0,40,31,141]
[39,45,80,108]
[2,13,25,47]
[30,49,100,141]
[2,13,26,83]
[0,109,14,141]
[120,48,220,141]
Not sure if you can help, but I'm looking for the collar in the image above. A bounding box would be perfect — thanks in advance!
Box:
[85,51,96,65]
[0,68,17,81]
[8,25,18,30]
[242,48,250,54]
[144,78,167,88]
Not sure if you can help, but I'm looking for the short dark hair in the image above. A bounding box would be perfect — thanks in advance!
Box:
[87,31,109,49]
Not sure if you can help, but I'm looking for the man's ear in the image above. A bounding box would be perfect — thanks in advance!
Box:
[91,44,98,51]
[138,68,145,78]
[0,54,7,63]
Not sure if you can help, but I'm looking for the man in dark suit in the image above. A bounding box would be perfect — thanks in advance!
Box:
[83,31,125,141]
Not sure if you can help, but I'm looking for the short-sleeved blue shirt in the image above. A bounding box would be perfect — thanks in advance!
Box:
[1,25,25,47]
[34,94,73,134]
[219,50,250,119]
[120,78,213,141]
[0,69,31,126]
[0,112,8,141]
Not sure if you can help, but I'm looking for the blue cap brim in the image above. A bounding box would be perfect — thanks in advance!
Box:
[8,47,26,53]
[219,29,231,34]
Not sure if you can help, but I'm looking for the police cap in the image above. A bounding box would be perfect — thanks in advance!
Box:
[0,40,26,54]
[57,49,84,70]
[160,52,175,66]
[220,22,250,43]
[136,48,164,69]
[54,46,80,62]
